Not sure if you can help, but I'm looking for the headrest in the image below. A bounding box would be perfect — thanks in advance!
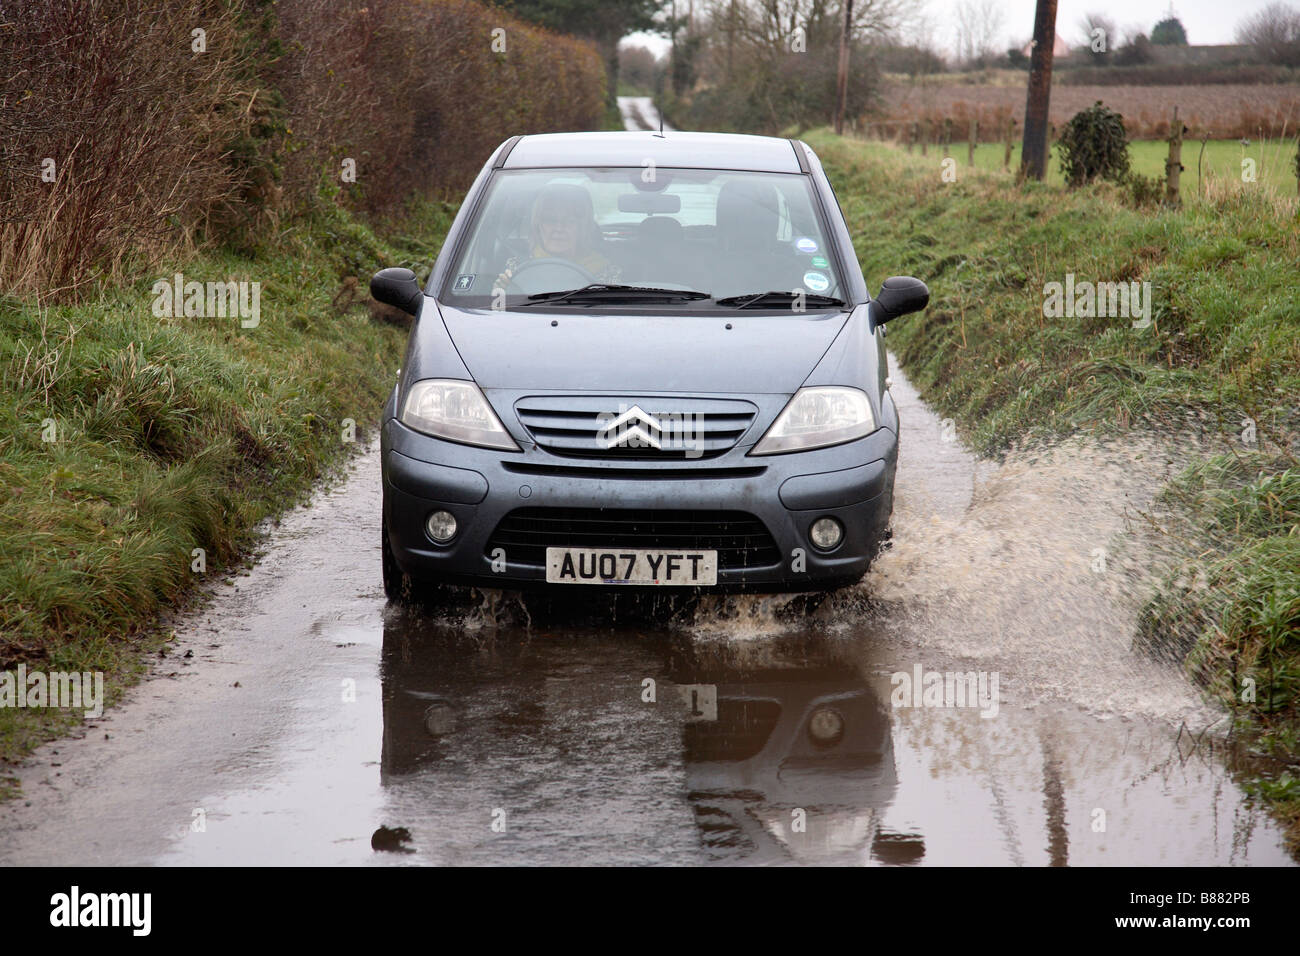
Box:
[715,180,779,241]
[638,216,683,242]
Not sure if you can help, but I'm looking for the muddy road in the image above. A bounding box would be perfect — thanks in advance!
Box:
[0,362,1291,866]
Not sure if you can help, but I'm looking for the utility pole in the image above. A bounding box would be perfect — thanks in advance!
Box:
[834,0,854,135]
[1020,0,1058,181]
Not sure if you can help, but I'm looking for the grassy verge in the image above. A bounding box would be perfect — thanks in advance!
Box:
[805,129,1300,848]
[0,195,451,775]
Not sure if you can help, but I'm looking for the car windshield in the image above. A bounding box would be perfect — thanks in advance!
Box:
[441,167,844,310]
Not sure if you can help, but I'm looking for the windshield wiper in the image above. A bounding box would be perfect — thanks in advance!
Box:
[714,290,847,309]
[518,283,711,307]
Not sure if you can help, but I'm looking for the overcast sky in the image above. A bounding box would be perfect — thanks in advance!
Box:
[626,0,1286,56]
[926,0,1282,48]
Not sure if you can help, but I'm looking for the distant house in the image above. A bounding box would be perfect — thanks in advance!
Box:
[1022,34,1072,59]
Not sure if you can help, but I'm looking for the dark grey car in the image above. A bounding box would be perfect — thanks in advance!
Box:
[372,131,928,596]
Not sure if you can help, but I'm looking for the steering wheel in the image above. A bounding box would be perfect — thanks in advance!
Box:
[504,257,599,294]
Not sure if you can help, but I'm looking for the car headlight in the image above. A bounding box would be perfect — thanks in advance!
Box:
[750,386,876,455]
[399,379,519,450]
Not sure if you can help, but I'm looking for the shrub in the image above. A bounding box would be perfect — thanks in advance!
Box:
[1056,101,1132,187]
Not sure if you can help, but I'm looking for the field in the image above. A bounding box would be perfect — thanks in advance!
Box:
[874,81,1300,140]
[907,137,1300,195]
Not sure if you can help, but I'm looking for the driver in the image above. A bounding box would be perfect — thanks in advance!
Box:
[495,184,621,290]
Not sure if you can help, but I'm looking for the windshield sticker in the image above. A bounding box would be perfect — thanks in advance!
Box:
[811,255,829,268]
[795,237,818,254]
[803,271,830,293]
[453,273,475,293]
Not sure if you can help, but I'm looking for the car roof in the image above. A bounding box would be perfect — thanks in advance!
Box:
[502,131,805,174]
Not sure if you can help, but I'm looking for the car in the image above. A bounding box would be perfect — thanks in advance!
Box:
[373,130,928,598]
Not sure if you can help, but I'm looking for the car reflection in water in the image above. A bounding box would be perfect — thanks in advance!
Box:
[378,597,923,865]
[670,634,924,865]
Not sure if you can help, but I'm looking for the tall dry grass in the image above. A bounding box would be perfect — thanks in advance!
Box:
[0,0,607,301]
[0,0,260,300]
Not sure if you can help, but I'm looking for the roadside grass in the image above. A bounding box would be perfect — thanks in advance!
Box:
[806,129,1300,848]
[896,137,1299,195]
[1139,454,1300,838]
[604,100,629,130]
[0,195,450,766]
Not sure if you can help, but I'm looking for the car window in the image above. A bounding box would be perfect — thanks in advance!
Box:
[442,167,841,308]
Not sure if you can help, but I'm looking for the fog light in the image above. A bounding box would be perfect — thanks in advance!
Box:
[810,517,843,551]
[424,702,456,736]
[425,510,457,543]
[808,706,845,747]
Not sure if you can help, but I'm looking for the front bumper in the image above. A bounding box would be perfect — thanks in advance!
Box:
[381,415,897,594]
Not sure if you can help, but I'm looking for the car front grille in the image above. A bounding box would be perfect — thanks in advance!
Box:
[514,396,757,460]
[485,507,781,571]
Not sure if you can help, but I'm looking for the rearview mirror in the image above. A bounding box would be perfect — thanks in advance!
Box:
[371,267,422,316]
[870,275,929,326]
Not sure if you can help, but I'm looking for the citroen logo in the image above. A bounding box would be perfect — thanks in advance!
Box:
[598,404,663,449]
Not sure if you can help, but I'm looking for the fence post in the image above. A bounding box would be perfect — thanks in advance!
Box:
[1003,117,1015,170]
[907,122,916,153]
[943,118,952,158]
[968,118,978,167]
[1165,106,1185,206]
[921,119,929,156]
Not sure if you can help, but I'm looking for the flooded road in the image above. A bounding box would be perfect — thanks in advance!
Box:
[0,364,1292,866]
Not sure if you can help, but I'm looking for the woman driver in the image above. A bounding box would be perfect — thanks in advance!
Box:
[496,184,621,290]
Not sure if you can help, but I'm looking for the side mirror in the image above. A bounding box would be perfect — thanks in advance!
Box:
[870,275,929,326]
[371,267,422,316]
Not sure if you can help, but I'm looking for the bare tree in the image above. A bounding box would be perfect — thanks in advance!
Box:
[729,0,919,53]
[1114,22,1153,65]
[1235,2,1300,65]
[893,8,948,71]
[954,0,1006,67]
[682,0,922,131]
[619,44,661,90]
[1077,11,1116,61]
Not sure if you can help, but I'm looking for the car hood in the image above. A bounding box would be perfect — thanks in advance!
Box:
[438,305,849,393]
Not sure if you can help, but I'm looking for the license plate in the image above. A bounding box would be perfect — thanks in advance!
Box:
[545,547,718,586]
